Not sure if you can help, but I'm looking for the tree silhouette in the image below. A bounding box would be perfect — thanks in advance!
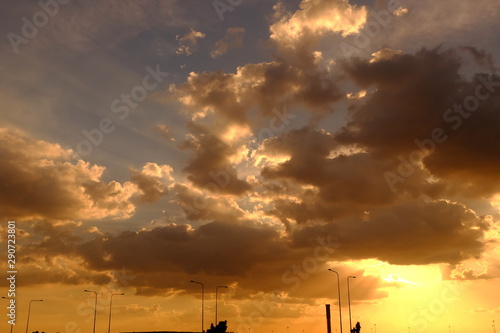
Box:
[207,320,228,333]
[350,322,361,333]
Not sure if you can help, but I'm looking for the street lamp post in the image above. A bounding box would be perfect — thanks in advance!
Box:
[26,299,43,333]
[2,297,14,333]
[108,292,124,333]
[328,269,343,333]
[347,276,356,332]
[191,280,205,332]
[215,286,228,325]
[84,290,98,333]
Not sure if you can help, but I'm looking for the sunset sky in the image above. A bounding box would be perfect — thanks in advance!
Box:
[1,0,500,333]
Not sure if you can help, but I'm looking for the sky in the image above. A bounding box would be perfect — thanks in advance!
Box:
[1,0,500,333]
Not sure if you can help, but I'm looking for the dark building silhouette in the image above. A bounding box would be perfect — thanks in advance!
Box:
[121,331,200,333]
[121,320,231,333]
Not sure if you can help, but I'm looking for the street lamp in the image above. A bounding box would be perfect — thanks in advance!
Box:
[328,269,343,333]
[84,290,98,333]
[26,299,43,333]
[215,286,228,325]
[191,280,205,332]
[347,276,356,332]
[2,297,14,333]
[108,292,124,333]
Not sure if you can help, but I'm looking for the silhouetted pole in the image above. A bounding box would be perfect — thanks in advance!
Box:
[191,280,205,332]
[374,324,376,333]
[84,290,98,333]
[347,276,356,332]
[2,297,14,333]
[328,269,343,333]
[326,304,332,333]
[26,299,43,333]
[215,285,228,325]
[108,292,124,333]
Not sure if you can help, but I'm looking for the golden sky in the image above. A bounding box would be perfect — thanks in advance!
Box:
[1,0,500,333]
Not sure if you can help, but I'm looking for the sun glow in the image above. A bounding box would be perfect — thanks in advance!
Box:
[355,259,443,286]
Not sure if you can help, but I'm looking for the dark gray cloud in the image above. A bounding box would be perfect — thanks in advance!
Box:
[181,125,252,196]
[337,47,500,196]
[291,200,488,265]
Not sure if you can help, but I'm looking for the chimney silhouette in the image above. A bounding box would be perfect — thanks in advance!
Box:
[326,304,332,333]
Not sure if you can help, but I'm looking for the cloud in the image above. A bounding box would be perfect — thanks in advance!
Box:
[17,200,488,296]
[180,126,252,196]
[175,57,343,128]
[119,303,162,316]
[176,28,206,56]
[337,47,500,196]
[172,183,246,222]
[5,220,112,286]
[290,200,488,265]
[270,0,367,49]
[257,127,440,224]
[211,27,246,58]
[76,221,285,277]
[337,47,464,159]
[130,163,173,203]
[0,128,138,221]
